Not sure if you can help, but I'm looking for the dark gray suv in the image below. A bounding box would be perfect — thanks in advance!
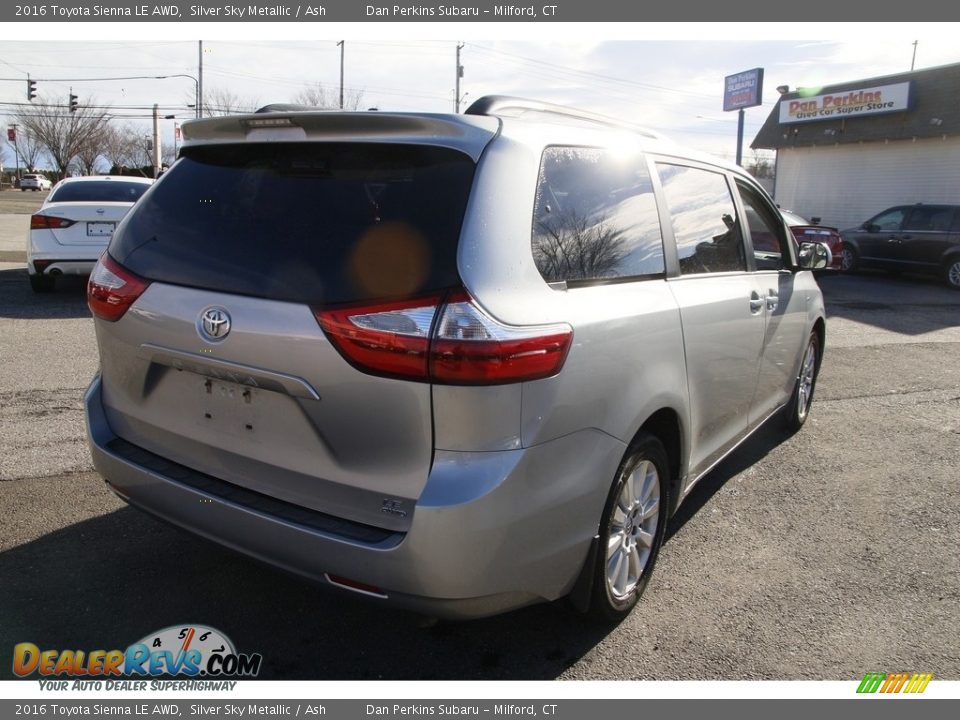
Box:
[840,204,960,289]
[84,97,829,620]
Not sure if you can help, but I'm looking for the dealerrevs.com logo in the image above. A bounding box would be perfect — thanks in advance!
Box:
[13,624,262,682]
[856,672,933,694]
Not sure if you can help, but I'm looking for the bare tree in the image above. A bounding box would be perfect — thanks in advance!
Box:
[71,146,101,176]
[100,124,134,172]
[200,86,259,116]
[4,125,45,171]
[747,149,775,179]
[12,97,110,178]
[292,82,365,110]
[533,209,627,282]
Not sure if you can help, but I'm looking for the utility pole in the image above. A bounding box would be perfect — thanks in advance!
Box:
[337,40,344,109]
[152,104,162,178]
[198,40,204,118]
[455,42,464,113]
[911,40,918,71]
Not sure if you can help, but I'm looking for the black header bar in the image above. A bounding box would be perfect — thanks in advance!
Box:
[3,0,956,22]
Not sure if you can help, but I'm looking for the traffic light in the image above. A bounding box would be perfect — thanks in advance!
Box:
[69,93,78,113]
[27,79,37,101]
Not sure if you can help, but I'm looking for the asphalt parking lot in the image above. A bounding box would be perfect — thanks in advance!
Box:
[1,251,958,680]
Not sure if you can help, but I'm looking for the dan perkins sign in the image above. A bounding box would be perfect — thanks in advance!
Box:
[780,82,911,124]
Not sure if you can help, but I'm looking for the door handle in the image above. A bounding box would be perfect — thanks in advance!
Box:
[750,291,764,314]
[886,236,901,243]
[766,289,779,311]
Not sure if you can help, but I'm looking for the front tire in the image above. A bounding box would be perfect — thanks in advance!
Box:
[589,433,670,622]
[945,258,960,290]
[784,332,821,433]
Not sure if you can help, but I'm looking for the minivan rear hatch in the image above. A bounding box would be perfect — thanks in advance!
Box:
[96,134,491,532]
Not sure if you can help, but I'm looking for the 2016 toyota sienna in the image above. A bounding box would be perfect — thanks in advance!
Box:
[84,96,828,620]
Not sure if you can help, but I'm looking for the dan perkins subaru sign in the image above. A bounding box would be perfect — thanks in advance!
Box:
[779,82,912,123]
[723,68,764,111]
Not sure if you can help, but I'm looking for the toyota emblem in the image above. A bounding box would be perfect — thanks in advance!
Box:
[198,307,231,341]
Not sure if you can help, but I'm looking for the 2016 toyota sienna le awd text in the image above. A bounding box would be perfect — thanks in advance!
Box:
[84,97,829,620]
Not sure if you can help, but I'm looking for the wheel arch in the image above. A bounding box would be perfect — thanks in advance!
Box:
[636,407,685,517]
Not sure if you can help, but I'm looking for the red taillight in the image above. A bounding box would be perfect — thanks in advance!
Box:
[87,254,150,322]
[314,289,573,385]
[315,294,438,380]
[30,214,76,230]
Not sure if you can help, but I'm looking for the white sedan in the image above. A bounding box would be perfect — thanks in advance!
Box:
[26,175,154,293]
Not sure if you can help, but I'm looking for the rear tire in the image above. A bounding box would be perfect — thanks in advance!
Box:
[840,247,858,273]
[945,258,960,290]
[784,332,820,433]
[29,274,55,293]
[589,433,670,622]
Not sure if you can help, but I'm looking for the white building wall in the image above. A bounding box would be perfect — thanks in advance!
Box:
[773,137,960,230]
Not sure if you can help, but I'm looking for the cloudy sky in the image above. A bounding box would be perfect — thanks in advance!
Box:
[2,23,958,168]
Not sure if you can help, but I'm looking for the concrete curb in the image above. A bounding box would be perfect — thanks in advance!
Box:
[0,250,26,262]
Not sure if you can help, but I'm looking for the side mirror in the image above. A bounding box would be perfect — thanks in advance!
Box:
[797,241,831,270]
[864,222,880,233]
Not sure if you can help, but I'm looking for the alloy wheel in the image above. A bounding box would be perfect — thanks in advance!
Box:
[606,459,660,600]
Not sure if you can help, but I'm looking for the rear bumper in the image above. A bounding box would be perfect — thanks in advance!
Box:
[85,375,624,618]
[27,231,104,276]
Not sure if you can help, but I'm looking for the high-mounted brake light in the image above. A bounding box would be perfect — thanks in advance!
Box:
[314,290,573,385]
[87,254,151,322]
[30,214,76,230]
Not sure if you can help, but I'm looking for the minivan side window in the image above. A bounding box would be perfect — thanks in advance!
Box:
[869,208,906,232]
[531,147,665,285]
[736,179,790,271]
[904,206,955,232]
[656,163,746,275]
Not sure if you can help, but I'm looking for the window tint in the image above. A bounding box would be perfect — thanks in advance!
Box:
[531,147,664,284]
[736,180,789,271]
[904,207,955,232]
[656,164,745,275]
[50,181,150,203]
[111,143,475,306]
[868,208,905,232]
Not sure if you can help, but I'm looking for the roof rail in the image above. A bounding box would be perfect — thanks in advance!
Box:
[464,95,664,140]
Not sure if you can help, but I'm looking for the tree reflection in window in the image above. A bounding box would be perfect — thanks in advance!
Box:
[531,146,664,284]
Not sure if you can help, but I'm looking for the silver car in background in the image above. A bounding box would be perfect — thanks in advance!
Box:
[84,97,827,620]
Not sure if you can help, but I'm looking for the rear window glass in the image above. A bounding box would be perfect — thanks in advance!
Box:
[111,143,475,306]
[50,181,150,203]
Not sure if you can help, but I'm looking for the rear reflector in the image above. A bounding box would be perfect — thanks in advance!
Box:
[31,214,76,230]
[87,254,150,322]
[314,289,572,385]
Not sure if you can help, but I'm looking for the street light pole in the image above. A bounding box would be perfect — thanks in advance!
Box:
[337,40,344,109]
[455,42,464,113]
[152,104,162,178]
[151,74,199,119]
[198,40,204,118]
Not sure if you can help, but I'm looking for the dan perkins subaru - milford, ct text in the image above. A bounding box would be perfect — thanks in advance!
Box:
[366,5,556,16]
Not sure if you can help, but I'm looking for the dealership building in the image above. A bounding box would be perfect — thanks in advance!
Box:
[751,62,960,230]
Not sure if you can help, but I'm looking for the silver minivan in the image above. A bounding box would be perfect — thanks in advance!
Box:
[84,97,828,620]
